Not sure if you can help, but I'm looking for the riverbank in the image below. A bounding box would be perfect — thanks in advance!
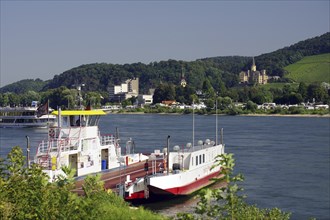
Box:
[240,113,330,118]
[107,110,330,118]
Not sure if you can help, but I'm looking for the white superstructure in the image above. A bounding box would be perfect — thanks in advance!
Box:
[0,106,56,128]
[34,109,147,181]
[125,138,225,200]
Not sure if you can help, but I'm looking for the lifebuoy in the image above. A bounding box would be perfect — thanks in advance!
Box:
[49,129,55,138]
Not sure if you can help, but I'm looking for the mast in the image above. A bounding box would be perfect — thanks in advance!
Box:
[47,99,49,129]
[167,135,170,175]
[216,97,218,145]
[58,107,62,128]
[192,101,195,149]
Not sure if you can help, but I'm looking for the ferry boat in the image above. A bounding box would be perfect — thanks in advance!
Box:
[0,104,56,128]
[125,136,225,200]
[34,108,148,182]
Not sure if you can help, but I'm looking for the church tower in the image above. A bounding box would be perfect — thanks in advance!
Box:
[251,57,257,72]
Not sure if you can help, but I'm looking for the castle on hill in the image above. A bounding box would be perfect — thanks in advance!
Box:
[239,58,268,85]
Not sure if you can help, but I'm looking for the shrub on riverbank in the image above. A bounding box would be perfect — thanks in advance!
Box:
[118,105,329,116]
[0,146,166,220]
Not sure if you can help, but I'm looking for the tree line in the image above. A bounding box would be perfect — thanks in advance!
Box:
[0,81,329,112]
[0,32,329,110]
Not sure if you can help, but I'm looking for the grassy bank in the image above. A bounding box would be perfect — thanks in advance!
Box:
[109,107,330,117]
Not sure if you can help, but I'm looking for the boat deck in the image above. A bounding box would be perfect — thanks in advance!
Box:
[73,160,161,196]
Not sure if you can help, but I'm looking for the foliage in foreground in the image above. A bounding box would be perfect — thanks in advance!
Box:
[0,147,294,220]
[0,146,165,220]
[175,153,292,220]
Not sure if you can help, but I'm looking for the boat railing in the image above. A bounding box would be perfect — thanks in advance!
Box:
[37,136,79,155]
[37,140,49,154]
[182,142,221,153]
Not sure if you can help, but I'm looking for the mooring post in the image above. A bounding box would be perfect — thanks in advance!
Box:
[167,135,170,175]
[26,135,30,168]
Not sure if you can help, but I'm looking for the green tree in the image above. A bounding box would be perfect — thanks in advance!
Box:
[307,83,328,102]
[7,93,20,106]
[287,93,303,104]
[245,100,258,112]
[85,91,103,108]
[250,88,273,104]
[20,91,41,106]
[0,93,9,106]
[297,82,308,100]
[202,79,215,99]
[153,83,176,104]
[218,97,233,111]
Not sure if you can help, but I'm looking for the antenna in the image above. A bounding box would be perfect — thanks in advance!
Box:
[216,97,218,145]
[74,83,85,109]
[192,100,195,149]
[167,135,170,175]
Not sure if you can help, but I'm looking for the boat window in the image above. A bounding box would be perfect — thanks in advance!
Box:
[192,157,194,166]
[199,155,202,164]
[203,154,205,163]
[69,116,75,126]
[196,156,198,165]
[62,117,69,127]
[75,117,81,126]
[88,115,100,126]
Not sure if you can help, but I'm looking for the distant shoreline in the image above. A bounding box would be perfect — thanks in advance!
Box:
[107,111,330,118]
[240,113,330,118]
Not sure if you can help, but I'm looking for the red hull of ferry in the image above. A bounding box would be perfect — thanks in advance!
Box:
[125,170,220,200]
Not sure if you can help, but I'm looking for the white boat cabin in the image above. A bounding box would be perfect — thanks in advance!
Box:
[35,110,121,181]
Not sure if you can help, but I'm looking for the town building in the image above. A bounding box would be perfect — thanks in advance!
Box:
[137,89,154,106]
[109,78,139,102]
[239,58,268,85]
[137,94,153,106]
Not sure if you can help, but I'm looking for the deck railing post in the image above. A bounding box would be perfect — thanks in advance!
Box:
[26,136,30,168]
[167,135,170,175]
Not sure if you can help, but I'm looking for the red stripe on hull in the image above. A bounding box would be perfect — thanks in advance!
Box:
[149,171,220,196]
[125,191,145,200]
[125,170,223,200]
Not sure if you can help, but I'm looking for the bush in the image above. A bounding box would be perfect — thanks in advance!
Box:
[0,147,166,220]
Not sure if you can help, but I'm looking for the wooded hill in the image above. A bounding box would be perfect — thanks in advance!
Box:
[1,32,329,95]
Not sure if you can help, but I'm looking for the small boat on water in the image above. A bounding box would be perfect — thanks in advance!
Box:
[34,108,148,181]
[0,102,56,128]
[125,136,225,200]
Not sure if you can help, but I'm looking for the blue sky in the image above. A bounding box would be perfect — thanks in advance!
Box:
[0,1,329,87]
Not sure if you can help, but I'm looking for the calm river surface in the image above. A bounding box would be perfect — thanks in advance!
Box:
[0,114,329,220]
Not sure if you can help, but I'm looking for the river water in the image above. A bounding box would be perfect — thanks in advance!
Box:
[0,114,329,219]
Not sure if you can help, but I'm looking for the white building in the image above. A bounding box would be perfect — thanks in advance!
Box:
[109,78,139,102]
[137,94,153,106]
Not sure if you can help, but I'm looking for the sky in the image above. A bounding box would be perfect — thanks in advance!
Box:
[0,1,329,87]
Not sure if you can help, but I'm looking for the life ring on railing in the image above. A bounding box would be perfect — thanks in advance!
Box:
[49,128,55,138]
